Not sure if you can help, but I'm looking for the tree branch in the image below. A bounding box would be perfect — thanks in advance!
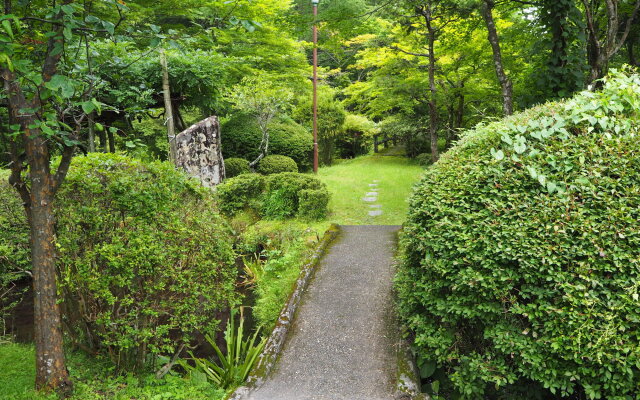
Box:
[390,46,429,57]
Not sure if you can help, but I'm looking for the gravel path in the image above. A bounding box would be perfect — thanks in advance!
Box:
[246,225,401,400]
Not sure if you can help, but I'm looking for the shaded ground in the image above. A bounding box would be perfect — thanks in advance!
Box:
[245,225,400,400]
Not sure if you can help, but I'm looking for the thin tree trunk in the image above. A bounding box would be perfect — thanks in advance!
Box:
[481,0,513,115]
[107,128,115,153]
[87,113,95,152]
[456,89,465,130]
[159,49,177,163]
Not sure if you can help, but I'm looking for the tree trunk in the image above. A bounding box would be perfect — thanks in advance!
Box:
[27,132,72,394]
[3,69,72,393]
[160,49,177,163]
[481,0,513,115]
[455,90,465,130]
[107,128,115,153]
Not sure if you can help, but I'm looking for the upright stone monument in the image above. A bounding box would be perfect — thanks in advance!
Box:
[174,116,225,188]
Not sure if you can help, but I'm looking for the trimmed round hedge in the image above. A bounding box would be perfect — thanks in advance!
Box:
[397,71,640,399]
[221,113,313,171]
[224,157,251,178]
[257,155,298,175]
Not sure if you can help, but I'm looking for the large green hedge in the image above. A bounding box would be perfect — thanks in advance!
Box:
[221,113,313,171]
[397,70,640,399]
[0,154,238,370]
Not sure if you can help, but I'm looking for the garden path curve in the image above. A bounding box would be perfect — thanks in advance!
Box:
[244,225,401,400]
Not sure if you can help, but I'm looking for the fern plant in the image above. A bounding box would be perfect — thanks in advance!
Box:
[181,310,265,389]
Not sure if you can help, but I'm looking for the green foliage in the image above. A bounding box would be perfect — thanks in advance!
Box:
[240,220,325,329]
[336,114,376,158]
[257,155,298,175]
[298,188,331,220]
[292,86,347,165]
[224,158,251,178]
[397,71,640,399]
[181,311,265,389]
[221,113,313,170]
[0,170,29,331]
[262,173,327,220]
[216,173,266,216]
[53,153,237,370]
[0,342,225,400]
[414,153,432,166]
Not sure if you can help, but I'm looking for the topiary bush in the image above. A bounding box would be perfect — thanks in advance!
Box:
[221,113,312,170]
[257,155,298,175]
[262,173,327,219]
[224,157,251,178]
[298,188,330,220]
[397,70,640,399]
[44,153,238,371]
[216,173,265,216]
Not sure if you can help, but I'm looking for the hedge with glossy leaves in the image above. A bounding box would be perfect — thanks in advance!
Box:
[397,70,640,399]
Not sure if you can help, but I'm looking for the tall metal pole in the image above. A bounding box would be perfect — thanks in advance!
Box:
[312,2,319,174]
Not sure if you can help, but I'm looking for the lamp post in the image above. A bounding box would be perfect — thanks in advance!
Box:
[312,0,319,174]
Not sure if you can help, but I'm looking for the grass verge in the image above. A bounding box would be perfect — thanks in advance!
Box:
[0,341,225,400]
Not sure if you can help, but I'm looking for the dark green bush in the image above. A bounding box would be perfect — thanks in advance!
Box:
[221,113,312,170]
[216,173,265,216]
[0,170,30,332]
[224,157,251,178]
[298,188,330,220]
[257,155,298,175]
[52,153,237,370]
[397,70,640,399]
[262,173,326,219]
[414,153,431,166]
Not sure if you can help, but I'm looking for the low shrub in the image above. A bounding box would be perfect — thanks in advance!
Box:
[257,155,298,175]
[216,173,265,216]
[262,173,326,219]
[224,157,250,178]
[397,70,640,399]
[52,153,238,370]
[414,153,431,166]
[298,188,330,220]
[222,113,312,170]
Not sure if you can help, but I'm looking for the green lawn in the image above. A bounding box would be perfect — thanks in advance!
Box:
[0,341,225,400]
[317,148,424,225]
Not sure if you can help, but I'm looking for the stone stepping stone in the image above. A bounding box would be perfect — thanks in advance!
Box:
[369,205,382,208]
[363,196,377,202]
[366,192,378,197]
[368,183,378,187]
[373,179,380,183]
[368,210,383,216]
